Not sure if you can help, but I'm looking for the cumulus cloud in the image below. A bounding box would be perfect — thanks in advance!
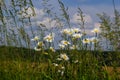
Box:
[36,17,57,29]
[85,29,93,36]
[30,7,64,29]
[38,17,52,27]
[71,13,92,24]
[94,22,101,28]
[31,8,45,20]
[35,8,44,16]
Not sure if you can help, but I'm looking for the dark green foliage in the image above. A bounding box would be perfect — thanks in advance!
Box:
[0,46,120,80]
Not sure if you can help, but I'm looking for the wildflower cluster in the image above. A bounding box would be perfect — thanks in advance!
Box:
[32,27,100,51]
[59,27,100,50]
[30,27,100,77]
[53,53,69,76]
[31,32,55,52]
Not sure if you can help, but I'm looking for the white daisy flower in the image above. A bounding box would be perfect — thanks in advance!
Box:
[71,28,81,33]
[61,40,70,46]
[44,33,55,42]
[56,58,62,61]
[61,71,64,76]
[91,28,100,33]
[50,47,55,52]
[58,70,61,73]
[31,36,39,41]
[61,66,65,69]
[34,46,41,51]
[60,53,69,61]
[90,37,99,43]
[61,29,73,35]
[82,38,90,44]
[74,60,79,63]
[72,33,82,39]
[70,45,77,50]
[59,44,65,49]
[37,41,44,47]
[53,63,59,67]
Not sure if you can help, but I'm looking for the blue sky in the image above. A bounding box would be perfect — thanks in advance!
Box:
[30,0,120,36]
[60,0,120,14]
[2,0,119,48]
[32,0,120,21]
[62,0,120,19]
[62,0,120,6]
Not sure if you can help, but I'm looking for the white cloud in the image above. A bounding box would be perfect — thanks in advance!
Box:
[69,4,119,23]
[36,17,57,29]
[31,8,45,20]
[85,29,93,36]
[34,8,44,17]
[71,13,92,24]
[94,22,101,28]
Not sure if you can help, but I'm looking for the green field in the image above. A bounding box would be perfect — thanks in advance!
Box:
[0,46,120,80]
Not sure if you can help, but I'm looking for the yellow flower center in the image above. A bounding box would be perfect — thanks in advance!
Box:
[63,41,69,45]
[63,55,67,60]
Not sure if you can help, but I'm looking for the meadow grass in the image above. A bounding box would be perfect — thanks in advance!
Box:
[0,46,120,80]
